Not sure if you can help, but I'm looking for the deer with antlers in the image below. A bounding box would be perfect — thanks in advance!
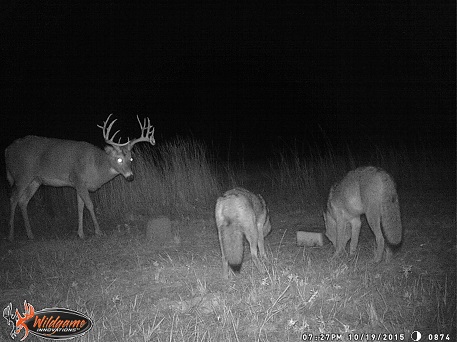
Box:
[5,114,155,241]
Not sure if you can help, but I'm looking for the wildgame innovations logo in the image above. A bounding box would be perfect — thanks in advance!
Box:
[3,301,93,340]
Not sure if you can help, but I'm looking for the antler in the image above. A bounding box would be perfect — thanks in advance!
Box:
[97,114,130,147]
[127,115,155,149]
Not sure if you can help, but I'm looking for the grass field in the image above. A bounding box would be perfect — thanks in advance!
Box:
[0,139,455,341]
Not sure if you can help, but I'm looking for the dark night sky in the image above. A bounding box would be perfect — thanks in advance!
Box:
[1,1,455,160]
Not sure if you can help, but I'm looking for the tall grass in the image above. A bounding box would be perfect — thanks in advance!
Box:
[94,137,221,221]
[266,140,455,208]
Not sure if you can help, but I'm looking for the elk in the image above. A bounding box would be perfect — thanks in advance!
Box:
[5,114,155,241]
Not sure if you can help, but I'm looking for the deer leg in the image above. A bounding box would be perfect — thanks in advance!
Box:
[15,180,41,240]
[18,181,41,240]
[77,195,85,239]
[76,188,102,238]
[8,186,20,242]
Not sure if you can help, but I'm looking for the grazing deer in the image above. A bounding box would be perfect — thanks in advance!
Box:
[5,114,155,241]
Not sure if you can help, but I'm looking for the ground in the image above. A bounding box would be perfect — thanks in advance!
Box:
[0,186,455,341]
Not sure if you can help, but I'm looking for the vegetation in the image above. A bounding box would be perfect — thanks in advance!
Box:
[95,137,221,219]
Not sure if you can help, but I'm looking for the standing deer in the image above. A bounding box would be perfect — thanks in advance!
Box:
[5,114,155,241]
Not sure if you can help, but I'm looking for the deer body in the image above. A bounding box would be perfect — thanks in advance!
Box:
[7,136,129,188]
[5,115,155,241]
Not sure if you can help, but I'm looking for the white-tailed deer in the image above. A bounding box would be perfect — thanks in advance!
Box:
[5,114,155,241]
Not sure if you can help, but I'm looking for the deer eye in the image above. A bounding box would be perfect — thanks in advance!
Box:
[130,157,133,162]
[117,157,123,164]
